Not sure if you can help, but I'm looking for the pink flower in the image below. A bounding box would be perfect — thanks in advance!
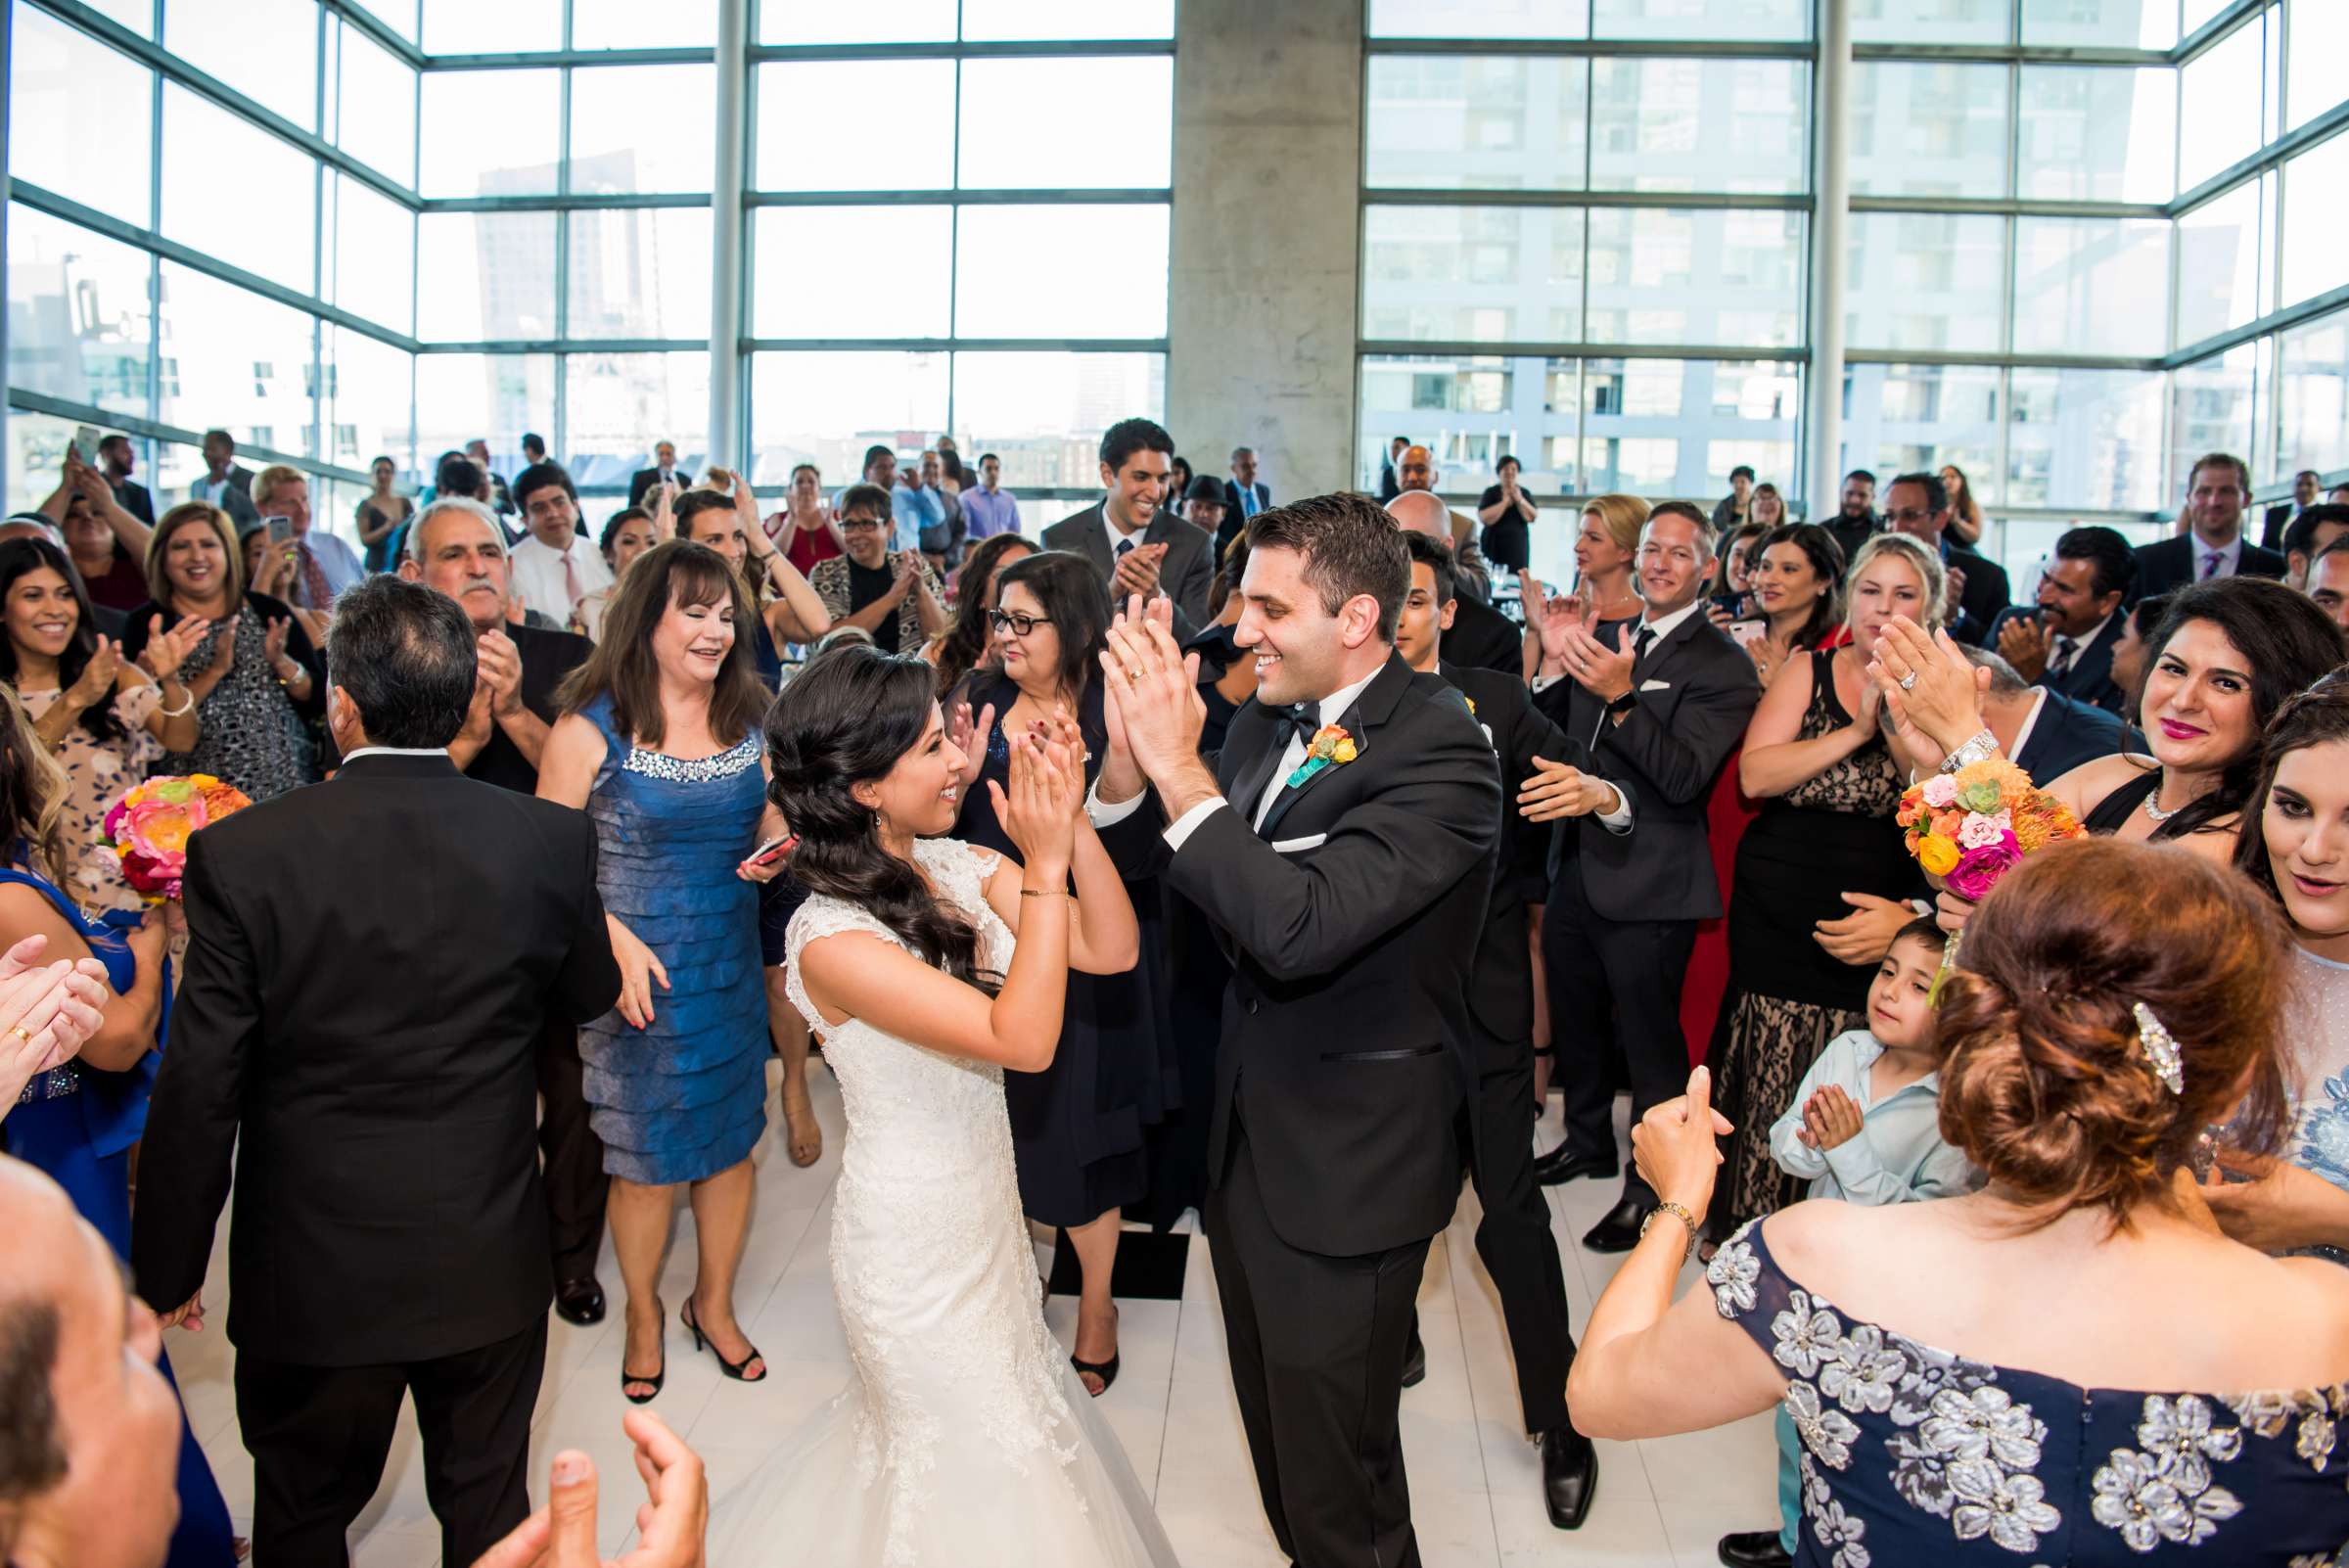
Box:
[118,795,206,859]
[1944,831,2023,901]
[1958,808,2014,850]
[1919,774,1958,809]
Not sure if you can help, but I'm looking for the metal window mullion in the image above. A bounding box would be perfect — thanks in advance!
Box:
[146,2,165,459]
[947,32,963,443]
[9,387,380,485]
[313,0,330,469]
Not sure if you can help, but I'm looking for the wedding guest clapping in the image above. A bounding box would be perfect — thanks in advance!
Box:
[1570,840,2349,1564]
[0,935,112,1120]
[466,1411,708,1568]
[925,530,1036,694]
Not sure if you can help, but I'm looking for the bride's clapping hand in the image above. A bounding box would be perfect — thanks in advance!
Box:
[1630,1065,1736,1215]
[990,722,1082,874]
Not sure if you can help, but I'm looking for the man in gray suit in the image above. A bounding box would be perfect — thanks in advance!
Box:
[1042,417,1214,641]
[187,429,258,530]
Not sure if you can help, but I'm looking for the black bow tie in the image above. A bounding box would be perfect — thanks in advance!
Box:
[1271,702,1319,745]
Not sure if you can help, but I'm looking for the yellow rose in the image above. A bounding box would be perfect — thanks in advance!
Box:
[1917,833,1962,877]
[1333,740,1358,763]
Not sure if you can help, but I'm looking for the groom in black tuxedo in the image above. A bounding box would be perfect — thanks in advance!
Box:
[1091,493,1498,1568]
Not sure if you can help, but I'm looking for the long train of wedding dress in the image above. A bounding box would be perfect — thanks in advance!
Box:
[707,836,1179,1567]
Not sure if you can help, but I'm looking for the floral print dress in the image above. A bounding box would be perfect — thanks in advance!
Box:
[1708,1219,2349,1564]
[16,684,161,916]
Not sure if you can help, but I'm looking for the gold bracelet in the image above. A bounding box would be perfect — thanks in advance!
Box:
[1638,1200,1699,1263]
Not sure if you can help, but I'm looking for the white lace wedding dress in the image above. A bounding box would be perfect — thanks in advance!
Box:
[707,837,1179,1567]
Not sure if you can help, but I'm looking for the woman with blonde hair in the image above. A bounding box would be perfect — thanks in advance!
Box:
[1706,531,1943,1246]
[1521,492,1650,675]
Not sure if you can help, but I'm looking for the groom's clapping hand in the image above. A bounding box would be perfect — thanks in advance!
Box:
[1099,595,1205,783]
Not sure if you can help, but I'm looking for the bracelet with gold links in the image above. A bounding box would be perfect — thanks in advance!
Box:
[1639,1200,1699,1263]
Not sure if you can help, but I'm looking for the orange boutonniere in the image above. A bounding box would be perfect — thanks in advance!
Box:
[1286,723,1358,789]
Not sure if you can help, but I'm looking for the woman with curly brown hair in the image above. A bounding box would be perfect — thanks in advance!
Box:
[1570,838,2349,1564]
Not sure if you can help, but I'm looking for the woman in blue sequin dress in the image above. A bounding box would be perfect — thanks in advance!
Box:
[538,540,794,1404]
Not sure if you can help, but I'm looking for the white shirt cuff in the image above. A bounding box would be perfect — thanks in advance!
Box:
[1163,796,1226,853]
[1594,787,1633,834]
[1531,672,1566,694]
[1084,777,1147,829]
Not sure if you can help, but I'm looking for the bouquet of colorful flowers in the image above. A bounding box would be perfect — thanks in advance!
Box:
[100,774,253,903]
[1896,758,2085,989]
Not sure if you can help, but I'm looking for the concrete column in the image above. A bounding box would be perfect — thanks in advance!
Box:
[1168,0,1361,499]
[707,0,748,470]
[1806,0,1852,523]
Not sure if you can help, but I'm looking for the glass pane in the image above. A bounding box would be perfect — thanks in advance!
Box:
[1852,0,2008,43]
[160,86,318,294]
[1592,0,1807,41]
[6,205,153,418]
[566,208,713,341]
[760,0,954,43]
[571,66,717,194]
[1848,63,2008,199]
[751,207,950,339]
[326,174,414,333]
[957,58,1173,189]
[1589,59,1806,195]
[8,8,154,227]
[573,0,715,47]
[359,0,418,42]
[1585,358,1799,505]
[1357,354,1524,479]
[2169,345,2258,501]
[2021,0,2175,48]
[949,352,1168,493]
[415,211,557,341]
[321,324,412,474]
[331,20,418,187]
[1846,211,2006,353]
[1368,0,1589,37]
[1362,207,1583,345]
[564,353,712,493]
[6,410,86,515]
[2180,16,2266,193]
[156,262,317,459]
[1364,57,1588,192]
[1845,363,2000,504]
[2281,133,2349,310]
[754,62,955,191]
[2006,369,2165,512]
[746,350,949,496]
[2175,176,2268,348]
[2287,0,2349,133]
[414,354,558,485]
[2011,217,2172,357]
[961,0,1174,38]
[78,0,151,36]
[420,69,561,196]
[954,205,1169,338]
[165,0,318,131]
[421,0,560,54]
[2017,67,2175,204]
[1587,208,1804,348]
[2278,313,2349,484]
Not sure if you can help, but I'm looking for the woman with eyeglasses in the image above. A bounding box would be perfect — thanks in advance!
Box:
[942,549,1166,1399]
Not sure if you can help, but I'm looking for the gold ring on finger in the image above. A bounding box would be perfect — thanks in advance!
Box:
[9,1026,29,1043]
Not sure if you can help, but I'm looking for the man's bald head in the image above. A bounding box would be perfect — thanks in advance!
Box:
[1397,445,1436,493]
[1387,489,1453,545]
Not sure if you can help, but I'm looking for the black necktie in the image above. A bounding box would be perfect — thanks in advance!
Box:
[1631,624,1656,670]
[1270,702,1318,747]
[2048,635,2076,680]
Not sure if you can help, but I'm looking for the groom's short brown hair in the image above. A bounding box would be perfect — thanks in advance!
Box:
[1246,492,1410,643]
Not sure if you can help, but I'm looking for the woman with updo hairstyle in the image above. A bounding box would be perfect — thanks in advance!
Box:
[1568,839,2349,1564]
[925,529,1036,696]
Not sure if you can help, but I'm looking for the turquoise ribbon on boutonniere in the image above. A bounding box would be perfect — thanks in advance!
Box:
[1285,723,1359,790]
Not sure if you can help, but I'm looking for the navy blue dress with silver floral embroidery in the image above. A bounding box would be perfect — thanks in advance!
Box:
[1709,1219,2349,1565]
[576,692,768,1184]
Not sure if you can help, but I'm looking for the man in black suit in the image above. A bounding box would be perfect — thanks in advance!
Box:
[97,435,155,526]
[1395,530,1611,1528]
[1885,470,2010,645]
[2133,451,2286,599]
[1391,489,1521,674]
[1988,525,2138,715]
[1378,434,1409,502]
[2262,468,2324,551]
[1090,494,1499,1568]
[1823,468,1879,571]
[187,429,259,530]
[1959,645,2130,781]
[401,495,609,1326]
[1528,502,1763,1250]
[1044,417,1214,641]
[131,576,622,1568]
[627,438,682,509]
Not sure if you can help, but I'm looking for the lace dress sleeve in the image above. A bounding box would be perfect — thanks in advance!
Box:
[781,898,901,1034]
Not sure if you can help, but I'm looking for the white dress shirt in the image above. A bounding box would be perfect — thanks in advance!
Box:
[509,533,615,623]
[2193,531,2244,580]
[1101,503,1151,576]
[341,746,451,763]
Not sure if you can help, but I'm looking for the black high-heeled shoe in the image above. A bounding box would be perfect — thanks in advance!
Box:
[621,1295,666,1405]
[681,1298,766,1382]
[1072,1304,1120,1397]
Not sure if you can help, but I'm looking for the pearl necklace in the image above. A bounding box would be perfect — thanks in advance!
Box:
[2142,773,2180,824]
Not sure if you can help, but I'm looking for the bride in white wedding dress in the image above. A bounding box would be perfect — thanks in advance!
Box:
[709,645,1178,1567]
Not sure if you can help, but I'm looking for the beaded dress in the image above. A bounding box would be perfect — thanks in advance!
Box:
[2283,944,2349,1267]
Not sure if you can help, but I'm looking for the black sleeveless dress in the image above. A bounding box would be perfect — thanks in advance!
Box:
[2082,767,2162,834]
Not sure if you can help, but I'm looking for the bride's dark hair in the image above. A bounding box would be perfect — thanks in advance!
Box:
[764,645,996,992]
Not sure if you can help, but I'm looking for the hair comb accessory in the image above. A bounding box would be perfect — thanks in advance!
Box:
[2132,1001,2184,1096]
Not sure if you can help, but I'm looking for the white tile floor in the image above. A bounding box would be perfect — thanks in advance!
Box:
[178,1063,1775,1566]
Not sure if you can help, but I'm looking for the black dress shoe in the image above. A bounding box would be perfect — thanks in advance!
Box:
[554,1277,606,1326]
[1538,1426,1597,1529]
[1532,1145,1620,1187]
[1582,1197,1651,1254]
[1401,1323,1426,1389]
[1717,1529,1793,1567]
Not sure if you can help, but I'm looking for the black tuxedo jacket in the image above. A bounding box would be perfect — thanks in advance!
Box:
[1987,606,2130,715]
[2012,688,2130,781]
[2131,534,2286,602]
[1442,591,1523,676]
[131,754,622,1365]
[1043,502,1214,643]
[467,622,593,795]
[1536,611,1760,923]
[628,467,681,509]
[1945,540,2011,646]
[2263,503,2296,553]
[1099,654,1498,1256]
[112,479,155,526]
[1444,663,1627,1058]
